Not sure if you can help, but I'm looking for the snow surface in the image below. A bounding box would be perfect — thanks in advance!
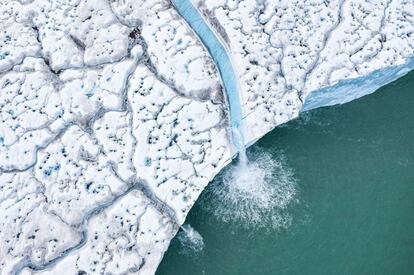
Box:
[1,0,231,274]
[0,0,413,274]
[197,0,414,145]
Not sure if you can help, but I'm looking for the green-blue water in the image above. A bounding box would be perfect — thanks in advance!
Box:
[158,71,414,275]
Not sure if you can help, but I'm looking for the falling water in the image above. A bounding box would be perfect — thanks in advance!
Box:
[203,127,297,230]
[177,224,205,255]
[232,127,248,165]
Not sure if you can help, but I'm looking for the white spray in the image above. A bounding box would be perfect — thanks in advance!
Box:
[177,224,205,254]
[203,127,297,229]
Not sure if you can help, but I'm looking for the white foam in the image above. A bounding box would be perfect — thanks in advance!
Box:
[202,149,297,230]
[177,224,205,255]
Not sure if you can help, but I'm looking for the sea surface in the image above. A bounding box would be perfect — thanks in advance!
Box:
[157,70,414,275]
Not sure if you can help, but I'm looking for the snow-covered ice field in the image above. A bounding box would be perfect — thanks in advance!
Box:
[0,0,413,274]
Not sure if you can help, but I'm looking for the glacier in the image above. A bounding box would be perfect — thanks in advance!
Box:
[0,0,413,274]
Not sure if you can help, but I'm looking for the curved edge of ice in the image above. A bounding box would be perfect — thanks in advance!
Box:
[302,56,414,112]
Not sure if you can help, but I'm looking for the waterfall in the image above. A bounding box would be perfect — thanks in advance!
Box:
[173,0,297,229]
[233,127,247,165]
[177,224,205,254]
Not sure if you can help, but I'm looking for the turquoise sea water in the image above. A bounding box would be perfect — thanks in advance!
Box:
[158,70,414,274]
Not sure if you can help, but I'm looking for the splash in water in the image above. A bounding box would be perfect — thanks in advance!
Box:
[202,148,297,230]
[177,224,205,255]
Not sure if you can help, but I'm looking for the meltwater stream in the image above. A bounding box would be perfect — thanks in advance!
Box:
[171,0,243,135]
[172,0,298,231]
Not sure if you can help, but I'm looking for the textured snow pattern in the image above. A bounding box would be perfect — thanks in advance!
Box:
[0,0,230,274]
[0,0,413,274]
[197,0,414,144]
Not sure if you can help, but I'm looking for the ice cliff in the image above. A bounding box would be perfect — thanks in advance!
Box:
[0,0,413,274]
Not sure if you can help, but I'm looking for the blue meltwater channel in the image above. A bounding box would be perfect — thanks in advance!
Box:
[171,0,246,157]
